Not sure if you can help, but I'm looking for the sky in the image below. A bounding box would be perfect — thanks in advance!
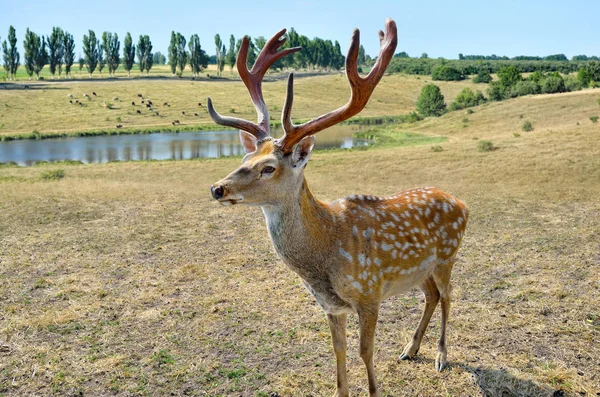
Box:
[1,0,599,60]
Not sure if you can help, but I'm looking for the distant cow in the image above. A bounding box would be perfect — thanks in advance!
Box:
[181,111,186,115]
[92,92,97,96]
[116,124,123,128]
[147,100,153,106]
[136,110,142,114]
[131,101,135,106]
[137,94,143,98]
[69,100,73,104]
[198,102,202,107]
[172,120,180,125]
[193,112,198,116]
[84,93,90,98]
[163,102,170,107]
[141,99,145,104]
[146,104,152,108]
[113,97,119,101]
[67,94,73,98]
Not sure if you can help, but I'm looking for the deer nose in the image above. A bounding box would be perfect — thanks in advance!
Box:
[211,184,224,200]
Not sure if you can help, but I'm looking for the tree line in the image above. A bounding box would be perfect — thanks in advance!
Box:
[2,26,354,81]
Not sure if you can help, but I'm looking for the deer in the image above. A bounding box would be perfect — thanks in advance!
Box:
[207,19,468,397]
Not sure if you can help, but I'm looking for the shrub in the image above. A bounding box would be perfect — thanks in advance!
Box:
[564,75,584,92]
[512,80,541,96]
[462,117,469,123]
[473,70,492,83]
[450,88,486,110]
[406,111,423,123]
[522,120,533,131]
[513,132,521,137]
[487,81,505,101]
[591,116,599,123]
[528,71,545,83]
[431,145,443,152]
[431,65,464,81]
[577,68,591,87]
[478,140,495,152]
[416,84,446,117]
[498,65,522,88]
[541,75,566,94]
[41,170,65,181]
[466,108,474,114]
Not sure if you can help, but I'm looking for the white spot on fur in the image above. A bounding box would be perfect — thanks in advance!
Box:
[339,247,353,262]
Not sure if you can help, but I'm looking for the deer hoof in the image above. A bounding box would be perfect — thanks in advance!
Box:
[435,352,447,372]
[398,343,419,361]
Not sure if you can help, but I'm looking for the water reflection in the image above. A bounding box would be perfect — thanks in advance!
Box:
[0,124,370,166]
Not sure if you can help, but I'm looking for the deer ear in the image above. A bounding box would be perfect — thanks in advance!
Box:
[291,136,316,169]
[239,130,258,154]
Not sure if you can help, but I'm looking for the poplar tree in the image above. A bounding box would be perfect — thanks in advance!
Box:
[48,27,64,78]
[24,29,47,79]
[82,30,100,77]
[188,34,209,77]
[102,32,120,77]
[123,32,135,77]
[214,34,222,77]
[1,26,19,80]
[176,33,187,74]
[226,34,236,75]
[137,35,153,76]
[219,44,226,76]
[63,31,75,77]
[98,46,105,77]
[168,31,177,76]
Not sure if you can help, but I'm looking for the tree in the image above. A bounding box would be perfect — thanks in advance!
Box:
[102,32,120,77]
[472,69,492,83]
[235,37,257,70]
[137,35,153,75]
[332,41,344,71]
[78,56,84,75]
[176,33,187,74]
[48,27,64,78]
[82,30,100,77]
[153,52,166,65]
[23,29,47,80]
[63,32,75,78]
[416,84,446,117]
[189,34,209,77]
[97,46,105,77]
[421,53,428,59]
[123,33,135,77]
[219,44,226,76]
[1,26,19,80]
[497,65,522,89]
[358,44,366,65]
[168,31,177,76]
[214,34,223,77]
[226,34,236,74]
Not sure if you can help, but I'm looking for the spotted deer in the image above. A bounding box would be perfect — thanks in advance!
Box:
[208,19,468,397]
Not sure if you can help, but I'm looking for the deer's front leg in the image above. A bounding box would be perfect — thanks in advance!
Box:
[358,306,381,397]
[327,313,349,397]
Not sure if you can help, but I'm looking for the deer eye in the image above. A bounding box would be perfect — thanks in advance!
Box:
[262,166,276,175]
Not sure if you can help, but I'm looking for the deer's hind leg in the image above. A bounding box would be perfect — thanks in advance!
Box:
[399,277,440,361]
[432,260,454,372]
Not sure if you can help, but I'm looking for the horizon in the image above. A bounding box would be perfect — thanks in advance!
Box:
[1,0,599,61]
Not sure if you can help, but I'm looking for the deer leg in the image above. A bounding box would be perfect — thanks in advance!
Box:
[433,263,454,372]
[327,313,349,397]
[399,277,440,361]
[358,306,380,397]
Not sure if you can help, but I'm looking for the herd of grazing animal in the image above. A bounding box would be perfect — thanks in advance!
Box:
[66,91,204,129]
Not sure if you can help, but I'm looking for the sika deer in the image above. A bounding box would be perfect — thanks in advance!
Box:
[208,19,468,396]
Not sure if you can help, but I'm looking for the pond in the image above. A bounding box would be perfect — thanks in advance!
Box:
[0,124,372,166]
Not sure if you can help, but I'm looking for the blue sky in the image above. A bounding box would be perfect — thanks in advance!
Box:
[1,0,599,60]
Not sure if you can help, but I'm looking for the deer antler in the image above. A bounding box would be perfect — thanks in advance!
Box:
[207,29,301,140]
[276,18,398,152]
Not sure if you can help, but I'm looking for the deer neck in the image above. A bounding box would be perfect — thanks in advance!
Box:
[261,177,334,277]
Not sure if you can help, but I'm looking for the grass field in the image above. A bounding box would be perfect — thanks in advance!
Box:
[1,86,600,396]
[0,73,481,138]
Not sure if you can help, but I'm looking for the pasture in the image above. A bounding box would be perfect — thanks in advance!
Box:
[0,73,481,138]
[0,84,600,396]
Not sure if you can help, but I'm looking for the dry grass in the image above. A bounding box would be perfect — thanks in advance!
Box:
[0,73,479,137]
[1,90,600,396]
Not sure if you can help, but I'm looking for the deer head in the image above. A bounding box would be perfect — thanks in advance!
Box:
[209,19,398,206]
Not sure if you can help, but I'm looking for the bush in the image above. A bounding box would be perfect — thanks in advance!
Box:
[564,75,584,92]
[473,70,492,83]
[41,170,65,181]
[487,81,505,101]
[522,120,533,131]
[450,88,487,110]
[577,68,591,87]
[512,80,541,96]
[478,140,495,152]
[541,75,566,94]
[498,65,522,88]
[416,84,446,117]
[431,145,443,152]
[406,111,423,123]
[591,116,599,123]
[431,65,464,81]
